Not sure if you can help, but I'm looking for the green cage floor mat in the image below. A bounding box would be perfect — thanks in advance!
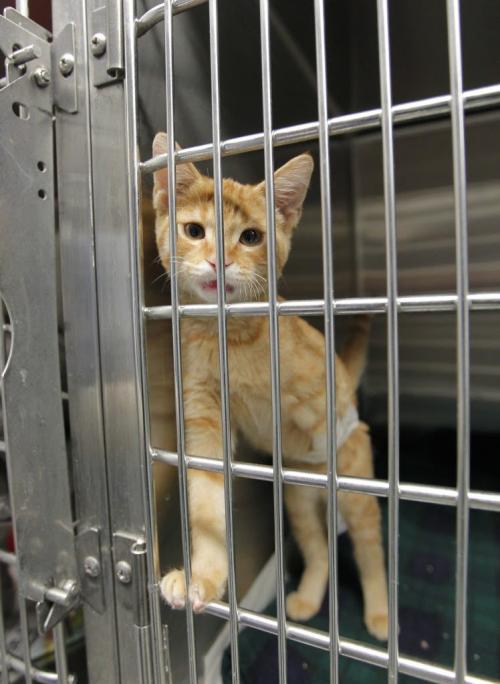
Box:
[222,430,500,683]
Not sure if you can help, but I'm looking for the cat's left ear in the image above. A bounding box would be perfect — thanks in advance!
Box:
[256,153,314,227]
[152,133,201,212]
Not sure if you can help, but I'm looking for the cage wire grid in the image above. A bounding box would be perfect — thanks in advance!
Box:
[132,1,500,684]
[0,0,499,682]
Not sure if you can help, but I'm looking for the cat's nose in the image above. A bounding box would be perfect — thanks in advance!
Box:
[207,260,232,270]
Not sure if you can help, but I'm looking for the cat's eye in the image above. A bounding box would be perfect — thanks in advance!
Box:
[239,228,263,246]
[185,223,205,240]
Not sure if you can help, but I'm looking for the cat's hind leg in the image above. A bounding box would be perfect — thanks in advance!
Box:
[284,484,329,621]
[337,421,388,640]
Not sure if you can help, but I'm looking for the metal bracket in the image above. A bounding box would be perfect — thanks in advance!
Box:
[52,22,77,113]
[35,580,80,634]
[76,527,105,614]
[91,4,124,87]
[0,8,78,113]
[113,533,150,626]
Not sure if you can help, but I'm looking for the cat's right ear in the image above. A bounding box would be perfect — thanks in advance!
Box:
[152,133,201,213]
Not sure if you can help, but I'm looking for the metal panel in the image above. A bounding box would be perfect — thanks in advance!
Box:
[51,0,121,680]
[0,11,77,604]
[82,0,162,680]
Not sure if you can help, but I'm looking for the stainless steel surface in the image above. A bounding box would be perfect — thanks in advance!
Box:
[163,0,198,679]
[152,446,500,512]
[123,0,168,680]
[15,0,28,16]
[0,12,78,604]
[7,43,40,65]
[90,32,106,56]
[58,52,75,76]
[259,0,287,680]
[446,2,471,682]
[105,0,124,78]
[207,0,240,678]
[313,0,339,681]
[82,0,158,677]
[53,623,70,684]
[202,600,494,684]
[144,291,500,319]
[116,562,133,585]
[140,84,500,173]
[136,0,207,37]
[51,22,78,113]
[84,557,102,579]
[32,66,50,87]
[52,0,121,678]
[376,0,399,680]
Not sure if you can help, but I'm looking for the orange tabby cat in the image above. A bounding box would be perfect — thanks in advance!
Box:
[151,133,388,640]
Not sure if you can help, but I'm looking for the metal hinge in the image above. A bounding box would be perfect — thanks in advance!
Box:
[0,7,78,113]
[76,526,106,614]
[90,2,124,87]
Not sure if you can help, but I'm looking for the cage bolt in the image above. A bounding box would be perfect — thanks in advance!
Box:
[91,33,107,57]
[83,556,101,578]
[58,53,74,77]
[115,561,132,584]
[33,67,50,88]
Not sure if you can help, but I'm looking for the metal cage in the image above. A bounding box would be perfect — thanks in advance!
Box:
[0,0,499,682]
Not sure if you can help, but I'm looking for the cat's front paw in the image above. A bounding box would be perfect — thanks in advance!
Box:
[365,611,389,641]
[160,569,226,613]
[161,569,187,609]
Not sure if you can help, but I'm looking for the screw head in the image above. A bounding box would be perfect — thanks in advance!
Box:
[84,556,101,578]
[115,561,132,584]
[91,33,107,57]
[58,52,74,77]
[33,67,50,87]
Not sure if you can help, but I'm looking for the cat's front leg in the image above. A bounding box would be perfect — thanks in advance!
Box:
[160,405,230,612]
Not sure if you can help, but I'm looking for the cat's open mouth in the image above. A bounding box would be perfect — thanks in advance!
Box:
[201,279,235,294]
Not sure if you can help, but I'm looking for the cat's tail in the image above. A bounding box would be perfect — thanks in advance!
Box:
[340,315,372,390]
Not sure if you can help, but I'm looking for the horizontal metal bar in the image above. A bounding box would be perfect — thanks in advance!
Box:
[140,83,500,174]
[135,0,207,37]
[0,550,16,566]
[7,44,41,66]
[143,292,500,321]
[151,448,500,512]
[2,652,76,684]
[202,600,493,684]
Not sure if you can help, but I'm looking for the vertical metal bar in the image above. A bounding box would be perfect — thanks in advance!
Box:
[375,1,400,681]
[207,0,241,681]
[258,0,287,680]
[53,622,69,684]
[446,2,470,681]
[15,0,29,16]
[135,626,154,684]
[52,0,121,677]
[163,1,198,680]
[313,1,339,681]
[18,598,32,684]
[106,0,124,76]
[123,1,167,681]
[0,321,8,684]
[0,571,8,684]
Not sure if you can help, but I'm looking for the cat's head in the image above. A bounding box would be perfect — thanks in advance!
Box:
[152,132,313,303]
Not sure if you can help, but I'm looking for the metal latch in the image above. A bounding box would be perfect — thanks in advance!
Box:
[0,7,78,113]
[36,581,80,634]
[90,2,124,87]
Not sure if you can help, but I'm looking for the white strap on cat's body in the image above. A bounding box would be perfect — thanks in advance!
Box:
[336,403,359,449]
[301,403,360,465]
